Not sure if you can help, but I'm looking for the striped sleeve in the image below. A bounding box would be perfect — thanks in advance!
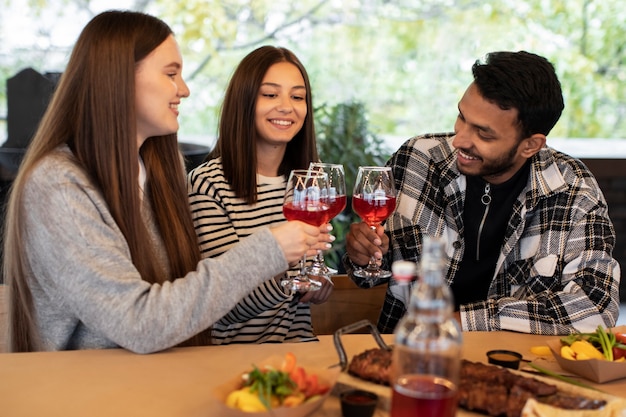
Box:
[187,159,316,344]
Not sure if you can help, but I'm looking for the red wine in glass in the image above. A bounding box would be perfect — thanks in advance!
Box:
[352,194,396,226]
[308,163,347,279]
[351,166,397,280]
[325,194,347,221]
[281,169,330,292]
[283,201,331,226]
[391,374,457,417]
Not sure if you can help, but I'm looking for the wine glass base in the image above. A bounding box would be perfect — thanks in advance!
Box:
[353,267,392,280]
[325,266,339,275]
[281,276,323,292]
[306,263,334,279]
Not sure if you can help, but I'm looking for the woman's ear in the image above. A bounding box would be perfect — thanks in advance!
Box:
[520,133,546,158]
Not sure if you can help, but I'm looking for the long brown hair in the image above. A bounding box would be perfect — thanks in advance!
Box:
[3,10,203,351]
[209,46,319,204]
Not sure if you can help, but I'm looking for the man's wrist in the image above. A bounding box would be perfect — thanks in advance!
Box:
[342,253,365,272]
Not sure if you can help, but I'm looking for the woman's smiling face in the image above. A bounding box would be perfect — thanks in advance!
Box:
[254,61,307,148]
[135,34,190,148]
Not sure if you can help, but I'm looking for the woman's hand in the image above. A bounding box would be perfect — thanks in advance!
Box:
[270,222,333,265]
[314,223,335,252]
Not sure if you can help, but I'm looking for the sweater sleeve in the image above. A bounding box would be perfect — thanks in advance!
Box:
[24,155,289,353]
[187,162,292,325]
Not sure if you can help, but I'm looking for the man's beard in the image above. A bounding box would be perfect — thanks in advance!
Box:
[457,144,519,179]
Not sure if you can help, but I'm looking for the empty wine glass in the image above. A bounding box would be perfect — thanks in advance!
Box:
[308,162,346,279]
[352,166,397,280]
[281,169,330,291]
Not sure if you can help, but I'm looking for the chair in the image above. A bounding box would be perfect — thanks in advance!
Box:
[310,274,386,335]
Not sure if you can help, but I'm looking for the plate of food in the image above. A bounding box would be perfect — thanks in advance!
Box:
[213,352,339,417]
[547,325,626,383]
[332,321,626,417]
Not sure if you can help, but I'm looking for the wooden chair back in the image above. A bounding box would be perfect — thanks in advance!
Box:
[310,274,386,335]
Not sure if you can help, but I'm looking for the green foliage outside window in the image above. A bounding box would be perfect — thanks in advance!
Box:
[2,1,626,143]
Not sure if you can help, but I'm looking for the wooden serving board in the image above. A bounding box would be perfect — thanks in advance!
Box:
[332,367,626,416]
[334,371,486,415]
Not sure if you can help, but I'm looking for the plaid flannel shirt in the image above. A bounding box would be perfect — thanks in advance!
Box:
[346,133,621,335]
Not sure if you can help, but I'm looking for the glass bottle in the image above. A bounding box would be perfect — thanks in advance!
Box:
[390,236,462,417]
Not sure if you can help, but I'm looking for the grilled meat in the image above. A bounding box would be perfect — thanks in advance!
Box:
[347,347,392,386]
[347,349,607,417]
[459,361,605,417]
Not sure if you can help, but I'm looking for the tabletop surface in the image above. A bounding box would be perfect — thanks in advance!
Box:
[1,331,625,417]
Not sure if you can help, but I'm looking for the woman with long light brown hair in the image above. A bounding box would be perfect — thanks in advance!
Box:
[2,10,329,353]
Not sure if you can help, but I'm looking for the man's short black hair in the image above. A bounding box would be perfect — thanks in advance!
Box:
[472,51,564,139]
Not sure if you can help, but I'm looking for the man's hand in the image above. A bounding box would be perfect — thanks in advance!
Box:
[345,222,389,266]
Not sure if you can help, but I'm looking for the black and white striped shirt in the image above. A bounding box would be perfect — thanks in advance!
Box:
[188,158,316,344]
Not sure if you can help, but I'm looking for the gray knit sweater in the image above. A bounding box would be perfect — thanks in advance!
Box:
[21,147,288,353]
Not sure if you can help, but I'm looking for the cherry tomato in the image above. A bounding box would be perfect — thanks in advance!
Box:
[615,333,626,345]
[612,346,626,360]
[281,352,297,374]
[289,366,307,391]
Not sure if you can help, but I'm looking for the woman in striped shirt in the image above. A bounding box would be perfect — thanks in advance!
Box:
[187,46,334,344]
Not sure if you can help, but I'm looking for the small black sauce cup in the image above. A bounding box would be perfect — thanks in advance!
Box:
[340,389,378,417]
[486,349,523,370]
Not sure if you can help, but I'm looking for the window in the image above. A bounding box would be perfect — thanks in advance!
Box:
[1,0,624,153]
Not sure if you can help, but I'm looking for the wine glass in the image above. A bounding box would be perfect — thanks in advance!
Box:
[308,162,347,279]
[281,169,330,292]
[351,166,397,280]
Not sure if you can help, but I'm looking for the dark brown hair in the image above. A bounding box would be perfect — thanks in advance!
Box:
[209,46,319,204]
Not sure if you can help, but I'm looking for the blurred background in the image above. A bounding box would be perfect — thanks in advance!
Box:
[1,0,625,293]
[1,0,625,148]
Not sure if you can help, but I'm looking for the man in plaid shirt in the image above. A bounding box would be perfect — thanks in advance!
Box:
[344,51,621,335]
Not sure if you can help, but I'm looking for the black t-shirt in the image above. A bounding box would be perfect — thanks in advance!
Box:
[450,161,531,309]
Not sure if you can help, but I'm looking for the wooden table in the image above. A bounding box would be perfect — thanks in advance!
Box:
[1,332,625,417]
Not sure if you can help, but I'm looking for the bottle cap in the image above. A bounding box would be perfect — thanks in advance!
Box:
[392,261,416,284]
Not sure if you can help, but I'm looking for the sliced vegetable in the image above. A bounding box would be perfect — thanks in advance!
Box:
[245,365,296,409]
[282,392,306,407]
[595,326,614,361]
[560,345,576,360]
[530,345,552,356]
[612,346,626,361]
[226,387,276,412]
[570,340,604,360]
[282,352,297,374]
[290,366,307,392]
[527,363,602,392]
[560,325,626,362]
[226,352,330,411]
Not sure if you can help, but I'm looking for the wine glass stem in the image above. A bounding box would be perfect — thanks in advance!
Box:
[367,225,379,269]
[299,253,308,276]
